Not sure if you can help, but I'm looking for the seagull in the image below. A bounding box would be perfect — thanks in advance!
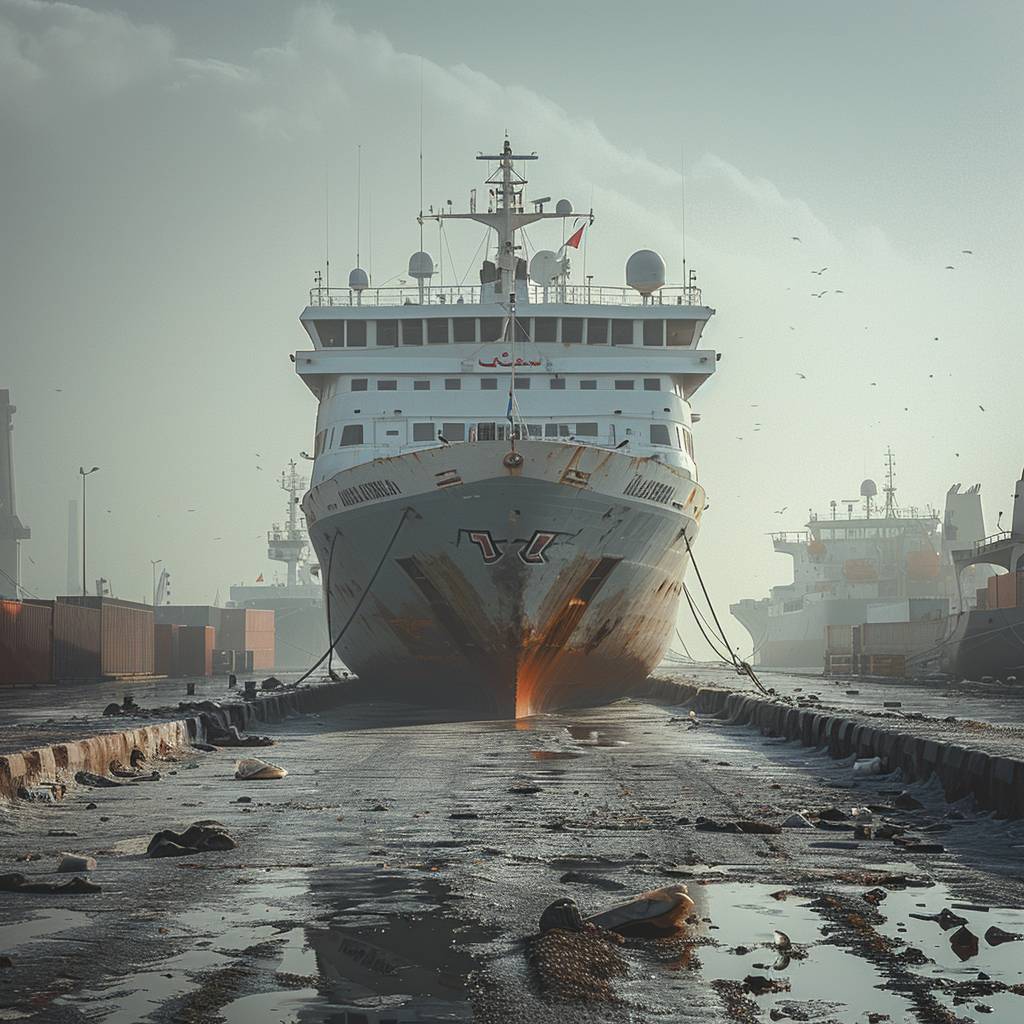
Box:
[945,265,955,270]
[978,405,985,412]
[437,432,450,446]
[870,382,878,386]
[774,507,788,514]
[833,289,844,294]
[812,290,827,298]
[961,249,973,255]
[791,236,801,242]
[811,267,828,275]
[796,372,807,379]
[54,388,63,392]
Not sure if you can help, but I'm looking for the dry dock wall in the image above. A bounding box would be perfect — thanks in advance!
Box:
[0,681,361,803]
[644,677,1024,820]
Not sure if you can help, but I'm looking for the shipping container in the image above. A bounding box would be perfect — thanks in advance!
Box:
[58,597,154,676]
[176,625,214,677]
[986,573,1018,610]
[155,605,223,632]
[218,608,274,651]
[49,600,101,679]
[860,654,906,677]
[825,624,855,655]
[154,623,180,676]
[858,619,947,656]
[0,599,52,684]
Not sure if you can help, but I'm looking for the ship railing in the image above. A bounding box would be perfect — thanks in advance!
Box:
[973,530,1012,553]
[307,283,703,309]
[772,531,809,544]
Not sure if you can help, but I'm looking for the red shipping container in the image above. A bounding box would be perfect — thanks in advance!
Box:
[218,608,274,651]
[176,625,213,677]
[0,599,52,684]
[154,623,180,676]
[58,597,154,675]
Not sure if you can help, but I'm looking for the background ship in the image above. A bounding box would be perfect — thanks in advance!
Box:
[227,461,329,669]
[731,450,987,669]
[296,140,718,717]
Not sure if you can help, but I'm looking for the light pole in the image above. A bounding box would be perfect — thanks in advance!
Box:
[150,559,162,606]
[79,466,99,596]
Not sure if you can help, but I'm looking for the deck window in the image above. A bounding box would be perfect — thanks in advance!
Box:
[346,321,367,347]
[562,317,583,344]
[444,378,461,391]
[441,422,465,442]
[586,319,609,345]
[515,377,530,389]
[533,317,557,343]
[527,423,542,437]
[644,378,661,391]
[549,378,566,390]
[477,422,497,440]
[666,320,696,347]
[377,379,398,391]
[611,320,633,346]
[544,423,571,437]
[351,378,368,392]
[413,379,430,391]
[580,379,597,390]
[339,424,364,446]
[453,317,476,343]
[412,422,435,442]
[320,326,342,348]
[481,377,498,390]
[513,320,531,344]
[376,321,398,347]
[642,320,664,346]
[614,379,635,390]
[401,319,423,345]
[649,424,671,446]
[480,317,504,343]
[427,318,449,344]
[575,422,599,436]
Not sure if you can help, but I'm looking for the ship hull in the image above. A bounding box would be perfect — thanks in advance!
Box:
[303,441,704,717]
[925,607,1024,681]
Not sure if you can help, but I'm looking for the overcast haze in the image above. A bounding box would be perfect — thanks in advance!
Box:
[2,0,1021,655]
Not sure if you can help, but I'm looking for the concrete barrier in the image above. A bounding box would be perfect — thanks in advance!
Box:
[0,680,362,803]
[643,675,1024,819]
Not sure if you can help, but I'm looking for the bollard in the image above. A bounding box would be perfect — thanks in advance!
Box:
[244,679,257,698]
[186,682,196,696]
[228,674,237,689]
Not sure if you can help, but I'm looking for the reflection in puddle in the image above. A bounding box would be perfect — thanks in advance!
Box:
[567,725,628,747]
[530,750,582,760]
[0,908,91,948]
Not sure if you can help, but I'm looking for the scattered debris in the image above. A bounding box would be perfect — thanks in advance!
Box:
[260,676,283,690]
[863,888,888,905]
[853,757,882,775]
[540,898,585,933]
[984,926,1022,946]
[560,872,627,892]
[695,817,781,835]
[744,974,791,996]
[893,792,924,811]
[0,873,100,894]
[148,820,237,858]
[57,853,96,873]
[234,758,287,781]
[586,884,695,937]
[207,724,273,747]
[74,771,123,789]
[508,783,543,795]
[950,925,980,961]
[781,812,813,828]
[910,908,968,931]
[17,782,66,803]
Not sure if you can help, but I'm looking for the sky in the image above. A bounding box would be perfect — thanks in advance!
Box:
[2,0,1021,655]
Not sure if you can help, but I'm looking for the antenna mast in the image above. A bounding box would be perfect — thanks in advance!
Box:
[883,447,898,518]
[356,144,362,270]
[419,58,425,254]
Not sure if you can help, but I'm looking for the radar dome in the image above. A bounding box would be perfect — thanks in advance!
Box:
[626,250,666,296]
[860,479,878,498]
[529,250,561,286]
[348,267,369,291]
[408,251,434,279]
[555,199,573,216]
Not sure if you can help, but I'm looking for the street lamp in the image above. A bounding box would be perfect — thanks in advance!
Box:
[79,466,99,596]
[150,559,162,606]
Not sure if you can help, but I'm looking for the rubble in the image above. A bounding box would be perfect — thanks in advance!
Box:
[147,820,237,858]
[234,758,288,781]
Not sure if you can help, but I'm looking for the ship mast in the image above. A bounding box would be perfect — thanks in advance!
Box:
[883,446,898,518]
[268,460,308,588]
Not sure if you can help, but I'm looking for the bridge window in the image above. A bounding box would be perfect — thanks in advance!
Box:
[562,318,583,344]
[477,422,497,440]
[413,379,430,390]
[614,379,635,390]
[575,422,599,436]
[453,317,476,343]
[549,378,566,390]
[643,320,664,346]
[527,424,542,437]
[644,378,661,391]
[412,422,435,441]
[480,317,504,343]
[667,320,696,346]
[376,321,398,346]
[580,379,597,390]
[587,319,609,344]
[513,319,531,344]
[320,326,342,348]
[351,378,368,392]
[346,321,367,347]
[545,423,571,437]
[611,320,633,346]
[441,422,465,442]
[401,320,423,345]
[649,424,671,446]
[340,424,364,446]
[427,318,449,344]
[534,317,557,343]
[444,378,461,391]
[377,379,397,391]
[515,378,531,389]
[481,377,498,390]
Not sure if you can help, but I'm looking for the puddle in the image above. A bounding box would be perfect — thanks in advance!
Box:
[567,725,629,747]
[0,908,91,948]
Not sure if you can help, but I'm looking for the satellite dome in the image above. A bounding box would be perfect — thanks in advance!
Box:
[626,250,666,296]
[555,199,573,216]
[348,267,369,291]
[408,251,434,279]
[860,479,878,498]
[529,250,561,286]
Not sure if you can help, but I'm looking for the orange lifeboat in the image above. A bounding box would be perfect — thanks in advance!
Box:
[906,549,940,581]
[843,559,878,582]
[807,539,827,560]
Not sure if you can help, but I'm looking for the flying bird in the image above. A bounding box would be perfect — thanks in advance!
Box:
[961,249,973,255]
[796,372,807,379]
[945,265,955,270]
[978,405,985,412]
[870,382,878,387]
[812,290,828,298]
[791,236,801,242]
[774,507,788,514]
[811,267,828,275]
[833,289,844,294]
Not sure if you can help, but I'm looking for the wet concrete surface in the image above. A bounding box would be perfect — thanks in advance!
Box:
[1,692,1024,1022]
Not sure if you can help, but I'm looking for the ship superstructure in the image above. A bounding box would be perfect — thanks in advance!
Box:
[732,451,970,669]
[295,141,718,716]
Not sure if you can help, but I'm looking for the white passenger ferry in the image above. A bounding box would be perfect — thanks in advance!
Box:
[295,140,718,716]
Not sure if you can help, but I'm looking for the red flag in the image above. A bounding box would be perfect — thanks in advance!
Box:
[565,223,585,249]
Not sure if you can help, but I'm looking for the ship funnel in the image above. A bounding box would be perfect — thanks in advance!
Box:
[626,249,666,297]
